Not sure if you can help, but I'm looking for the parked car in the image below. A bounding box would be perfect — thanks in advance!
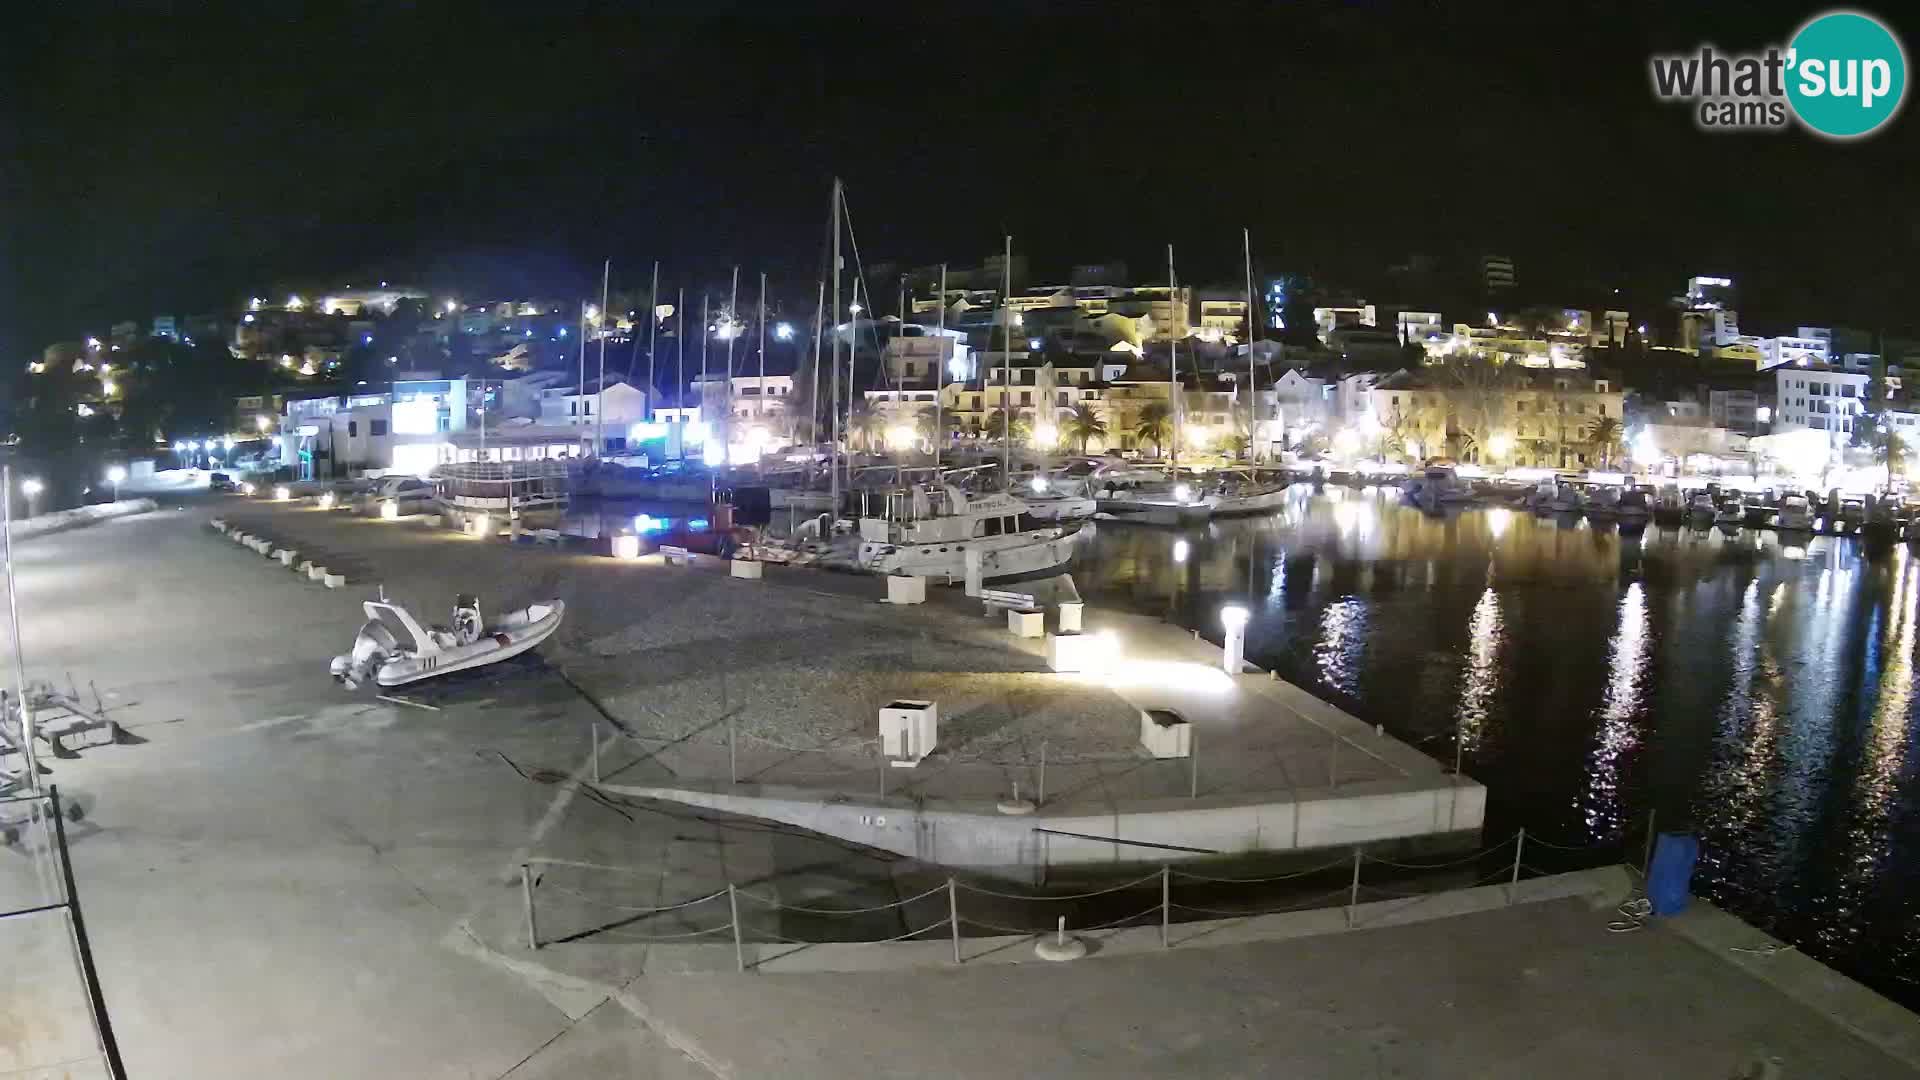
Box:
[374,475,434,500]
[209,472,239,493]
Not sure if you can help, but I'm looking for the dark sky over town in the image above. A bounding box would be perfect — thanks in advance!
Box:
[7,2,1918,360]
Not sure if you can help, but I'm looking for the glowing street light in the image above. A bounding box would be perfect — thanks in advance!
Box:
[21,478,42,518]
[1030,476,1050,493]
[774,322,795,341]
[256,415,271,432]
[106,465,126,502]
[848,302,864,316]
[1032,423,1058,448]
[1487,432,1513,458]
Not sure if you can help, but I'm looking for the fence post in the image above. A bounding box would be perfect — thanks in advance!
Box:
[591,720,600,784]
[1189,727,1199,799]
[1641,808,1657,878]
[729,884,744,973]
[1346,848,1361,928]
[521,863,538,951]
[1160,865,1171,948]
[728,711,737,785]
[1509,828,1525,905]
[1038,740,1047,808]
[948,877,961,965]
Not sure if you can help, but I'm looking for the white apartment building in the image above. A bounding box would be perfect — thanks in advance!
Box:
[1758,334,1831,370]
[1773,365,1866,447]
[1395,311,1445,350]
[1313,304,1376,344]
[537,381,649,430]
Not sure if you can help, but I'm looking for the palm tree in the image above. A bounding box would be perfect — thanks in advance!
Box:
[985,407,1030,445]
[1584,415,1622,467]
[849,402,886,451]
[1133,401,1173,458]
[1063,403,1107,453]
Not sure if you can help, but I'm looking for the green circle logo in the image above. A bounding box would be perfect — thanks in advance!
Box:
[1787,10,1907,138]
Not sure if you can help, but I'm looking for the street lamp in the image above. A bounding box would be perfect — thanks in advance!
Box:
[106,465,126,502]
[21,478,42,518]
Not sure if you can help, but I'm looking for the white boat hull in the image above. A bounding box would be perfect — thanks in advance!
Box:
[1025,496,1097,522]
[858,532,1077,581]
[1204,487,1290,516]
[1095,498,1212,526]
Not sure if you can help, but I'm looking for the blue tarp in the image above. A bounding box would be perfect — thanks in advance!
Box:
[1648,832,1700,916]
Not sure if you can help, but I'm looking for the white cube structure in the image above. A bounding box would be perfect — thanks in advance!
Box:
[731,559,764,580]
[1045,633,1103,673]
[879,699,938,766]
[886,574,926,605]
[1058,601,1083,633]
[1139,709,1192,759]
[1006,608,1044,638]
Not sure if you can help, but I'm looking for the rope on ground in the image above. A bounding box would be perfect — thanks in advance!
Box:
[1080,905,1168,932]
[1521,833,1613,853]
[952,869,1162,901]
[1169,856,1352,884]
[955,915,1052,936]
[538,883,729,914]
[585,923,737,943]
[753,919,955,946]
[1167,887,1354,919]
[735,882,948,915]
[1362,833,1516,869]
[1351,866,1516,927]
[1607,896,1651,933]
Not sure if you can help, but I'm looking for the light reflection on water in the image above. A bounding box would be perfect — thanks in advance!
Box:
[1072,486,1920,1005]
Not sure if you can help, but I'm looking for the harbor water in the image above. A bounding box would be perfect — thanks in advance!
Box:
[1073,483,1920,1007]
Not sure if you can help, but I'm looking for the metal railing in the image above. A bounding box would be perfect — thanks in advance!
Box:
[0,786,126,1078]
[519,819,1646,972]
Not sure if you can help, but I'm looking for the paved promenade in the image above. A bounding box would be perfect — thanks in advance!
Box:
[0,497,1910,1077]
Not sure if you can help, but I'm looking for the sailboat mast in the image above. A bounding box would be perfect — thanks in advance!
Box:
[596,258,610,458]
[934,262,946,472]
[723,265,739,468]
[675,286,685,452]
[1168,243,1180,477]
[809,278,824,450]
[645,261,660,419]
[830,178,843,515]
[1243,227,1257,463]
[1001,233,1012,490]
[577,299,587,452]
[757,270,767,476]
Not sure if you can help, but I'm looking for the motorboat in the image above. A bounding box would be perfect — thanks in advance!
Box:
[1775,493,1814,531]
[1617,486,1652,522]
[1688,492,1718,519]
[1091,465,1213,526]
[331,595,564,689]
[1402,466,1475,512]
[855,485,1076,581]
[1524,478,1559,511]
[1586,485,1622,519]
[1548,482,1585,514]
[1838,494,1867,528]
[1022,474,1098,523]
[1653,483,1688,523]
[1714,495,1745,527]
[1199,469,1291,516]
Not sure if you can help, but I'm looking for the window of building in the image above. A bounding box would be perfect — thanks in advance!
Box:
[584,400,592,415]
[1019,391,1031,405]
[569,401,578,415]
[348,421,358,437]
[1598,403,1607,416]
[370,419,388,436]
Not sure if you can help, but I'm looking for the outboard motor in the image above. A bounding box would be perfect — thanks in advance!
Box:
[330,619,399,690]
[451,594,482,645]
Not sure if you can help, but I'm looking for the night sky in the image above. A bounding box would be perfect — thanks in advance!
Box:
[9,2,1918,361]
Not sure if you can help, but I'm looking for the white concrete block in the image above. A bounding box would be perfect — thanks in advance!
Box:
[274,549,296,566]
[1140,709,1192,759]
[1044,632,1106,673]
[879,699,937,765]
[308,565,328,581]
[885,574,926,605]
[1006,608,1044,638]
[297,560,313,575]
[730,558,764,580]
[1058,601,1083,633]
[322,573,346,589]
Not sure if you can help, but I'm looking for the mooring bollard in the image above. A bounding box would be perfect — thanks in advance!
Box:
[948,878,961,965]
[729,884,744,973]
